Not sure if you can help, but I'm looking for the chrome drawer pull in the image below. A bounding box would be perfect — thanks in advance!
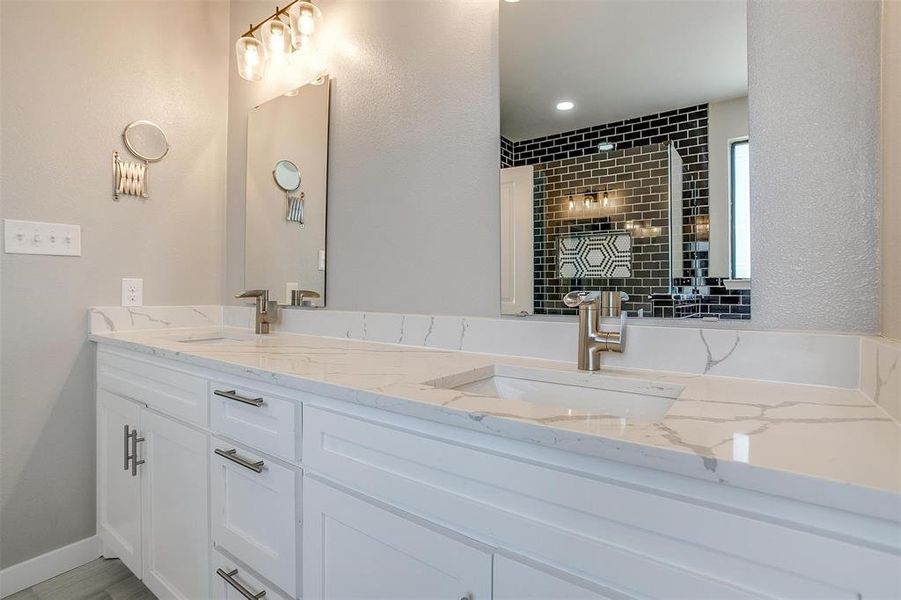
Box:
[214,389,264,407]
[214,448,264,473]
[216,567,267,599]
[123,425,130,471]
[128,428,145,477]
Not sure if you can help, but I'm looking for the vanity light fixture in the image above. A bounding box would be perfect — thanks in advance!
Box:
[556,101,575,111]
[236,1,323,82]
[602,185,610,207]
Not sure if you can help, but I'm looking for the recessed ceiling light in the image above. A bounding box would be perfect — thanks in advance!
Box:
[503,0,520,3]
[556,101,574,111]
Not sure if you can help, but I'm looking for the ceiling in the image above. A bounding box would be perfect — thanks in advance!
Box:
[500,0,748,142]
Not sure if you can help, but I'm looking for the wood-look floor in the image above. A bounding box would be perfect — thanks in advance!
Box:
[8,558,155,600]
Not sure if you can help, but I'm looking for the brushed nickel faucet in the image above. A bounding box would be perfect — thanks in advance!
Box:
[236,289,277,334]
[563,290,627,371]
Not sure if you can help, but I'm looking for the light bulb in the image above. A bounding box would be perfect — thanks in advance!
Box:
[299,8,315,35]
[262,19,290,62]
[290,2,322,52]
[584,197,590,208]
[236,35,268,81]
[602,191,609,207]
[568,196,574,210]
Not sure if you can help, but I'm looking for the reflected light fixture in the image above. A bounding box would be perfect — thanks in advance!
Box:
[235,0,324,83]
[602,185,610,207]
[597,141,616,151]
[556,101,575,111]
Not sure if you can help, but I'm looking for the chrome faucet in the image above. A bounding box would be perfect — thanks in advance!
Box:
[563,290,627,371]
[236,289,277,334]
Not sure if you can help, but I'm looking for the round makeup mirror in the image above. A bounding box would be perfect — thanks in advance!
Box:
[273,160,301,191]
[122,120,169,162]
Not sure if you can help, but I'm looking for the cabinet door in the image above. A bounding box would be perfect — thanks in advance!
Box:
[139,409,209,600]
[494,555,620,600]
[303,476,492,600]
[97,389,143,577]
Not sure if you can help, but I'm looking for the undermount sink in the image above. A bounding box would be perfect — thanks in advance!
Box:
[427,364,683,421]
[173,332,256,344]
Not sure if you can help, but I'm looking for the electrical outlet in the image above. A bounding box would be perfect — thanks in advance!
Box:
[121,278,143,307]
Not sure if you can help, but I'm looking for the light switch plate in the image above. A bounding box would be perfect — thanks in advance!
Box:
[4,219,81,256]
[121,278,143,307]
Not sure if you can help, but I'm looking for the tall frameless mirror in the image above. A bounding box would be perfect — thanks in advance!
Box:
[245,78,331,307]
[499,1,750,320]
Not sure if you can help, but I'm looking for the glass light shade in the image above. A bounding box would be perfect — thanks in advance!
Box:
[236,35,268,81]
[289,2,322,53]
[261,19,290,61]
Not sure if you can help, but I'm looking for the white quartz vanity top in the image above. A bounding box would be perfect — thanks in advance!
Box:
[90,327,901,519]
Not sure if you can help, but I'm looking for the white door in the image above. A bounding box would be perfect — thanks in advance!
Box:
[494,554,619,600]
[668,144,684,279]
[210,438,298,597]
[303,476,492,600]
[139,409,209,600]
[500,165,534,315]
[97,390,143,577]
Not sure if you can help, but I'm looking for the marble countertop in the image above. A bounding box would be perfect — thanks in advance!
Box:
[90,327,901,521]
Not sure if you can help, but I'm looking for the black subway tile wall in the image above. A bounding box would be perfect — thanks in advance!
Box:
[532,143,671,315]
[501,103,751,319]
[500,135,514,168]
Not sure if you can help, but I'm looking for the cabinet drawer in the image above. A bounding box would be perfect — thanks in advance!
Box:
[98,348,207,426]
[210,438,299,598]
[211,548,291,600]
[210,381,299,461]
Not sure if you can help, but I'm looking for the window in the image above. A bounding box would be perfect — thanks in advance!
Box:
[730,139,750,279]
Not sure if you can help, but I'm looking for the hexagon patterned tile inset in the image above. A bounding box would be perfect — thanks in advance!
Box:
[558,233,632,278]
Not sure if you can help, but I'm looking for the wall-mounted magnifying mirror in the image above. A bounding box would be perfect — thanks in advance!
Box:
[122,120,169,162]
[273,159,301,191]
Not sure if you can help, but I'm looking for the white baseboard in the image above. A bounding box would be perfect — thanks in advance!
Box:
[0,536,100,598]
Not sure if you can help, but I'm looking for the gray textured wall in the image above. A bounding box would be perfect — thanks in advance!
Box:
[749,0,881,333]
[226,0,501,316]
[883,0,901,340]
[0,1,228,568]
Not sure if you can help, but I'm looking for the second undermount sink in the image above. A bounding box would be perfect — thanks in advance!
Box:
[173,331,257,344]
[427,364,684,421]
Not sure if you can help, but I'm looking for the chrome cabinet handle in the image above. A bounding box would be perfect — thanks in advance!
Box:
[214,448,264,473]
[123,425,130,471]
[128,428,145,477]
[216,567,266,599]
[214,389,264,407]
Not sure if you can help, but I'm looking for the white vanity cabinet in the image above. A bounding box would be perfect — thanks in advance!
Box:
[96,388,209,600]
[95,342,901,600]
[96,346,302,600]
